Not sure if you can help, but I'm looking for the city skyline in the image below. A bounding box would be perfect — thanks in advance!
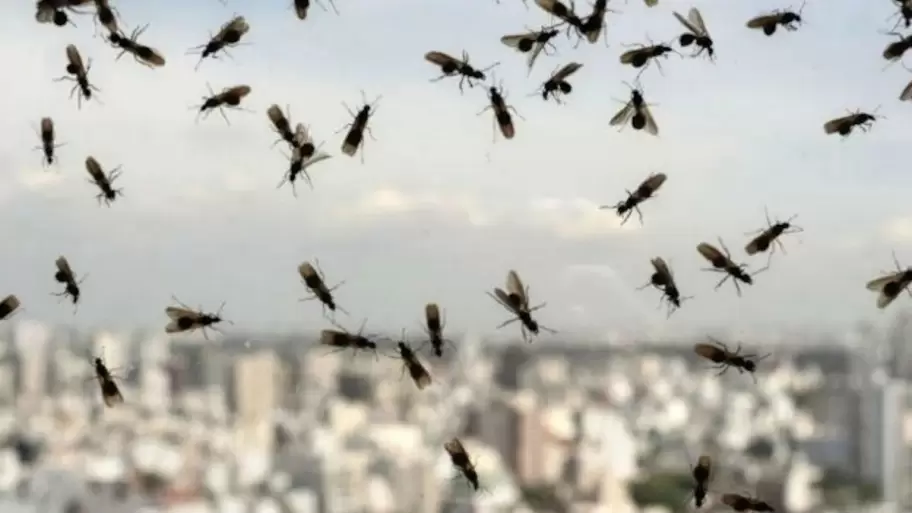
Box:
[0,1,911,336]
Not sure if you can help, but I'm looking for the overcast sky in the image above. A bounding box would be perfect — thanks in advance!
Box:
[1,0,911,341]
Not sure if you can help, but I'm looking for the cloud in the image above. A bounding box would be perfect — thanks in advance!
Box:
[882,217,912,245]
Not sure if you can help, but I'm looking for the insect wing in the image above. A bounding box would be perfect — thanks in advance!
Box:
[501,33,534,50]
[444,438,468,461]
[639,104,659,135]
[85,156,106,183]
[218,15,250,40]
[138,46,167,67]
[294,0,309,19]
[610,101,635,126]
[535,0,562,16]
[506,270,528,305]
[298,262,319,282]
[425,302,441,328]
[673,10,701,36]
[320,329,351,348]
[866,272,907,291]
[224,85,252,101]
[644,0,658,6]
[267,105,288,130]
[823,115,854,134]
[424,51,463,70]
[0,295,21,320]
[527,41,547,70]
[293,123,313,146]
[746,14,779,28]
[688,8,709,36]
[640,173,667,194]
[166,306,201,321]
[407,358,432,389]
[55,256,75,282]
[66,45,85,74]
[694,342,724,362]
[651,257,673,282]
[901,79,912,101]
[619,47,646,64]
[493,288,522,314]
[36,3,56,23]
[41,117,54,137]
[697,243,725,263]
[101,379,124,407]
[721,494,747,509]
[552,62,583,82]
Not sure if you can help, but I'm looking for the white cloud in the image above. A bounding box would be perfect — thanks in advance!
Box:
[524,197,637,239]
[882,217,912,244]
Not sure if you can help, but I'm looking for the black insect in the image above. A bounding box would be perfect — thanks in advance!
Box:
[188,15,250,69]
[638,257,690,317]
[619,39,676,76]
[576,0,617,47]
[889,0,912,30]
[674,8,714,60]
[746,3,805,36]
[298,261,347,316]
[866,251,912,309]
[54,45,100,108]
[34,117,65,167]
[108,24,166,68]
[36,0,83,27]
[164,296,230,340]
[390,335,432,390]
[479,83,522,141]
[687,455,713,509]
[0,295,21,321]
[744,208,802,266]
[278,138,331,195]
[52,256,87,308]
[695,338,771,383]
[425,51,499,92]
[84,156,124,206]
[337,92,381,163]
[487,269,556,341]
[267,104,297,149]
[600,172,666,225]
[534,62,583,103]
[882,30,912,65]
[293,0,338,20]
[697,239,767,296]
[823,108,881,137]
[535,0,585,33]
[194,84,252,124]
[319,320,379,359]
[500,26,561,73]
[419,302,453,358]
[610,83,659,136]
[444,438,481,491]
[92,356,124,407]
[722,494,775,512]
[93,0,119,35]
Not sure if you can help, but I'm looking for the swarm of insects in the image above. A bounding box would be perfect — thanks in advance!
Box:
[534,62,583,103]
[319,320,378,358]
[108,24,166,68]
[500,26,560,73]
[189,15,250,69]
[34,117,64,167]
[52,256,86,308]
[674,8,714,60]
[600,172,666,224]
[298,261,347,317]
[694,338,771,382]
[338,92,380,163]
[487,269,555,341]
[92,356,124,407]
[744,208,801,266]
[55,45,100,108]
[638,257,690,317]
[164,296,229,339]
[610,82,659,135]
[444,438,481,491]
[480,83,521,140]
[194,84,252,124]
[85,156,124,206]
[293,0,338,20]
[697,239,766,296]
[390,333,432,390]
[721,493,775,512]
[866,251,912,309]
[823,109,881,137]
[746,4,805,36]
[0,295,21,321]
[425,51,499,92]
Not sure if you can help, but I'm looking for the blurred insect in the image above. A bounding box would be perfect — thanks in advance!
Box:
[479,83,522,141]
[34,117,65,167]
[487,269,555,341]
[889,0,912,30]
[0,295,21,321]
[444,438,481,491]
[165,296,230,339]
[900,77,912,100]
[93,0,119,34]
[188,15,250,69]
[644,0,658,6]
[687,455,713,509]
[52,256,86,308]
[298,261,347,316]
[320,320,379,359]
[535,0,585,33]
[674,8,714,60]
[425,51,500,93]
[108,24,166,68]
[637,257,690,317]
[866,251,912,309]
[722,493,775,512]
[694,337,771,382]
[193,84,252,124]
[823,108,881,137]
[500,26,561,73]
[337,92,381,163]
[610,82,659,135]
[267,104,297,149]
[576,0,617,47]
[619,39,677,76]
[882,31,912,66]
[293,0,338,20]
[292,123,327,161]
[391,333,432,390]
[746,3,805,36]
[92,355,124,407]
[54,45,100,108]
[744,208,802,266]
[84,156,124,206]
[36,0,83,27]
[534,62,583,103]
[419,302,453,357]
[600,172,666,225]
[278,141,331,195]
[697,239,766,296]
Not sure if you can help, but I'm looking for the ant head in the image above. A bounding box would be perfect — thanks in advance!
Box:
[53,9,69,26]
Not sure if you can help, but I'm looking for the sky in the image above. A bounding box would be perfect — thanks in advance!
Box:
[1,0,912,340]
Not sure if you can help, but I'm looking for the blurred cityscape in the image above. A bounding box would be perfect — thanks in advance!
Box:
[0,315,911,513]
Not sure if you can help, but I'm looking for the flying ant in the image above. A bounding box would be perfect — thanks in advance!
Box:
[610,82,659,135]
[576,0,617,47]
[823,108,881,137]
[419,302,453,357]
[721,493,775,512]
[34,117,65,167]
[164,296,230,340]
[93,0,119,35]
[744,208,802,266]
[293,0,338,20]
[533,62,583,103]
[500,26,561,73]
[388,333,432,390]
[188,15,250,69]
[900,77,912,101]
[298,260,347,317]
[54,45,100,109]
[479,82,522,141]
[267,104,297,149]
[319,319,379,359]
[599,172,666,225]
[746,3,805,36]
[674,8,714,60]
[91,355,124,407]
[444,438,481,491]
[687,455,713,508]
[0,295,21,321]
[487,269,556,341]
[638,257,690,317]
[866,251,912,309]
[52,256,86,308]
[535,0,585,34]
[883,31,912,65]
[619,38,677,76]
[278,140,331,195]
[108,24,166,68]
[337,91,380,163]
[36,0,85,27]
[84,156,123,206]
[694,337,771,383]
[425,51,500,93]
[889,0,912,30]
[643,0,658,6]
[193,84,252,124]
[697,238,767,296]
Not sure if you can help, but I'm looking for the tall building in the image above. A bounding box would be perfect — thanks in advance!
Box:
[859,374,912,509]
[15,321,50,406]
[232,351,280,456]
